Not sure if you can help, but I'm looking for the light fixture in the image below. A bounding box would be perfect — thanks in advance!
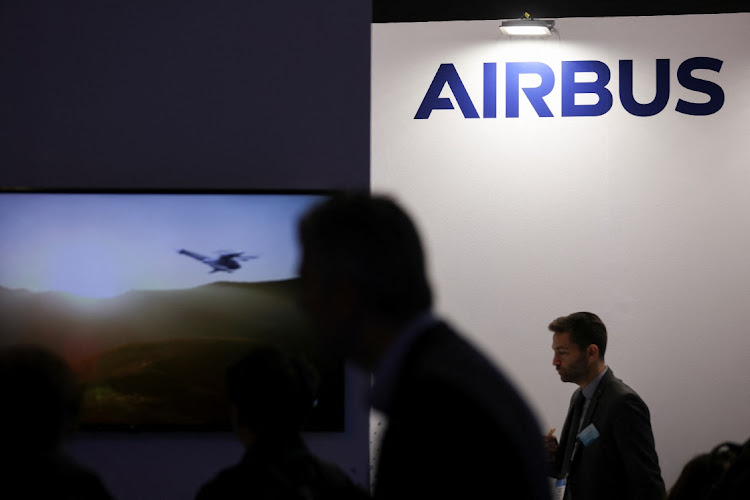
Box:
[499,13,555,37]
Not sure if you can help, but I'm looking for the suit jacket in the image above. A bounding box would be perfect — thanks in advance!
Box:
[373,320,551,500]
[553,368,665,500]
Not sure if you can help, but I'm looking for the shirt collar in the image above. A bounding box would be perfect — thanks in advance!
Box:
[582,365,608,400]
[371,311,438,413]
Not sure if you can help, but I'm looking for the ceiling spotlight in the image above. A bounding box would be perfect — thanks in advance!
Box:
[499,15,555,37]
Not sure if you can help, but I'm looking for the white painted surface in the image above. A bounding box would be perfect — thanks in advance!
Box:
[372,13,750,489]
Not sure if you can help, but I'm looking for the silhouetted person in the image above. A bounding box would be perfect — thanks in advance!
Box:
[0,343,113,499]
[667,439,750,500]
[545,311,665,500]
[667,446,735,500]
[709,437,750,500]
[195,345,370,500]
[297,192,551,500]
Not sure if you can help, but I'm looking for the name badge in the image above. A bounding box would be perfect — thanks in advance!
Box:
[578,423,600,447]
[554,478,566,500]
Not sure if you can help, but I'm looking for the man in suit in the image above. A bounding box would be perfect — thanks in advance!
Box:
[297,192,551,500]
[544,311,666,500]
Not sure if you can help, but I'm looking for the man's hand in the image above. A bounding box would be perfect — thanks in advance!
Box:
[544,428,558,464]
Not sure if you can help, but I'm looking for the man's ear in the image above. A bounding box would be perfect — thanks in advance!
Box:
[229,403,257,448]
[587,344,600,360]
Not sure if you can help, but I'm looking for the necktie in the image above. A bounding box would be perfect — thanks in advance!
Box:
[561,392,585,478]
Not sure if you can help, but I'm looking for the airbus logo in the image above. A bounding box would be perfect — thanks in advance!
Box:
[415,58,724,119]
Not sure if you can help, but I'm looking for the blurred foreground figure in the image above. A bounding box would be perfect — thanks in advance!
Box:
[195,346,370,499]
[298,192,551,500]
[667,439,750,500]
[0,344,113,500]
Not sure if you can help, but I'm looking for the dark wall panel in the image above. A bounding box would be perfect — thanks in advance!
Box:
[0,0,370,190]
[0,1,371,499]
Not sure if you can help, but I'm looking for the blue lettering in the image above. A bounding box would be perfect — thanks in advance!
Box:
[675,57,724,116]
[562,60,613,117]
[506,62,555,117]
[414,64,480,119]
[484,63,497,118]
[619,59,670,117]
[415,57,725,120]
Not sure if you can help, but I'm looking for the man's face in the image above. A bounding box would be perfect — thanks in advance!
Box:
[297,250,358,360]
[551,331,589,384]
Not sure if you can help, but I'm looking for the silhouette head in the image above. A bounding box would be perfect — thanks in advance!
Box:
[297,192,433,366]
[0,344,81,454]
[226,346,319,443]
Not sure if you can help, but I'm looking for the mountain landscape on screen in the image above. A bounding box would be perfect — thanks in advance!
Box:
[0,279,343,431]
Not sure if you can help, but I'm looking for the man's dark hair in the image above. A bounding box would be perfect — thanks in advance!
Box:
[226,346,319,437]
[708,438,750,500]
[0,344,81,453]
[667,450,734,500]
[298,191,433,321]
[668,439,750,500]
[548,311,607,360]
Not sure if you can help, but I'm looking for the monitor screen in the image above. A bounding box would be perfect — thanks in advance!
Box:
[0,189,343,432]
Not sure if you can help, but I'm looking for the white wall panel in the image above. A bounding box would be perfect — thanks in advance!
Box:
[372,13,750,488]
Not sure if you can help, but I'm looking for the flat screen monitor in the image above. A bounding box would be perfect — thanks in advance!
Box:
[0,189,343,432]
